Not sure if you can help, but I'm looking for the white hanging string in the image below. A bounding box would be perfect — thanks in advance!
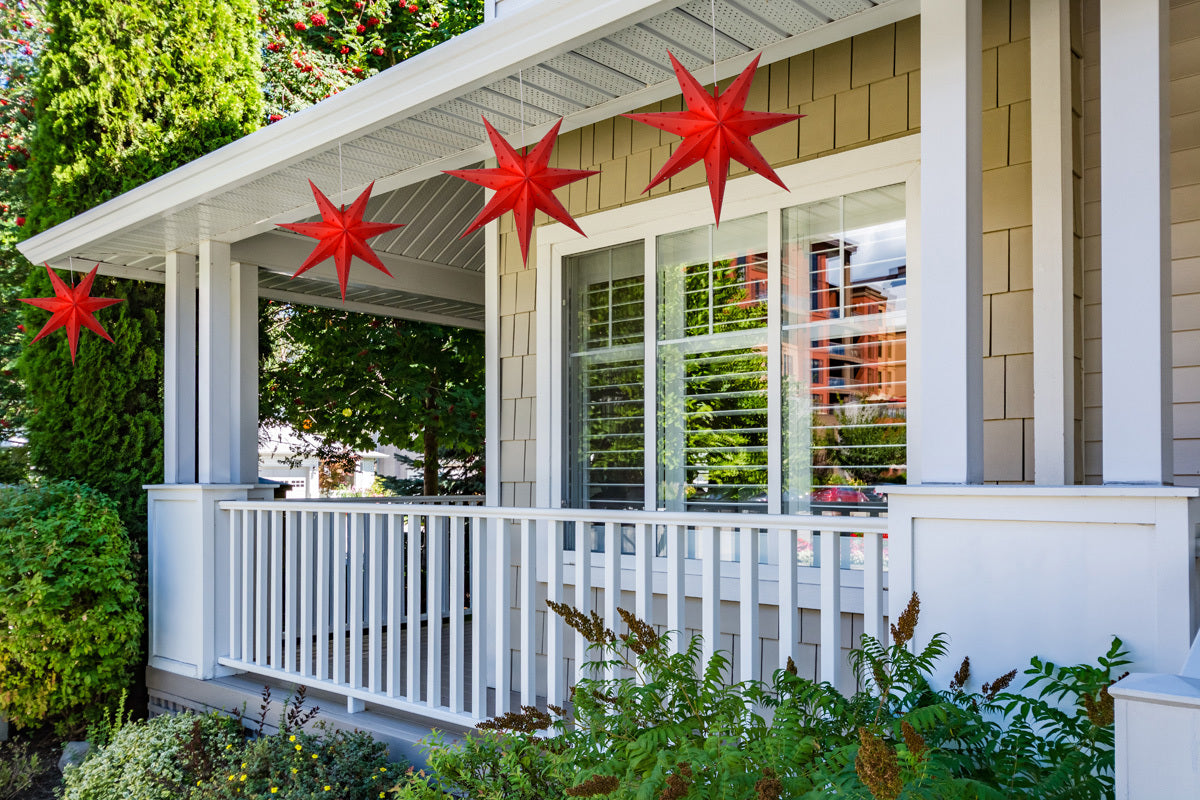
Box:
[338,142,345,208]
[518,69,526,150]
[711,0,718,89]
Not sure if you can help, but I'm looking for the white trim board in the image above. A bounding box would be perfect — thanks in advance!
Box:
[535,134,922,509]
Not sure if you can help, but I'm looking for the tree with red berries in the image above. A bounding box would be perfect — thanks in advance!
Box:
[259,0,482,122]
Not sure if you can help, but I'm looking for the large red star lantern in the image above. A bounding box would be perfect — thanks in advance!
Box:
[624,52,802,225]
[277,181,403,300]
[445,118,598,266]
[20,264,123,364]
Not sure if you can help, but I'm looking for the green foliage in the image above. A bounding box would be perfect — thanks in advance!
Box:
[0,480,142,733]
[0,739,45,800]
[260,0,483,121]
[828,403,907,486]
[18,274,163,541]
[59,712,242,800]
[23,0,262,232]
[0,445,28,484]
[260,303,484,495]
[396,598,1126,800]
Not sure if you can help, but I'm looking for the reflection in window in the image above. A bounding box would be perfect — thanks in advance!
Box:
[657,215,768,513]
[566,242,645,510]
[783,185,907,514]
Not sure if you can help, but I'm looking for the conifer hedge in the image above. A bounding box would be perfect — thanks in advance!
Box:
[18,0,263,540]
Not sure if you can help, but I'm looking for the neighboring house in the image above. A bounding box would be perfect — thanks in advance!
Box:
[257,426,411,497]
[17,0,1200,792]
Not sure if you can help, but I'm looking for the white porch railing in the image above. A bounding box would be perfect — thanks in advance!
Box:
[214,501,887,727]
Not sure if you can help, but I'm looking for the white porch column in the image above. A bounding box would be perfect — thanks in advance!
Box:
[917,0,983,484]
[165,252,197,484]
[1031,0,1076,485]
[1100,0,1171,484]
[198,240,259,484]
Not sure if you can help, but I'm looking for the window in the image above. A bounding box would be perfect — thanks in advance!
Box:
[557,173,909,517]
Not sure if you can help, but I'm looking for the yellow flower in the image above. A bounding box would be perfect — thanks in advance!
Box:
[342,408,353,417]
[228,775,235,782]
[225,744,233,750]
[292,768,298,774]
[312,754,318,759]
[295,744,303,751]
[271,789,279,794]
[380,767,387,773]
[240,774,247,782]
[241,763,247,768]
[324,787,331,792]
[289,735,296,742]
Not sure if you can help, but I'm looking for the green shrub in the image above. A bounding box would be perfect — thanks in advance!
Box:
[0,739,45,800]
[394,596,1125,800]
[60,712,242,800]
[0,480,142,733]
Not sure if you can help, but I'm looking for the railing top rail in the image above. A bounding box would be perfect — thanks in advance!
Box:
[294,495,484,505]
[216,499,888,532]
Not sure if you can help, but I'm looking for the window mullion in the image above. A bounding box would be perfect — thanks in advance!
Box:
[767,206,782,515]
[642,235,657,512]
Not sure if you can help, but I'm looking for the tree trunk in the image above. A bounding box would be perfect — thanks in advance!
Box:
[423,424,439,496]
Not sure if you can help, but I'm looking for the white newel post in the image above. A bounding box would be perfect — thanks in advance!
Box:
[147,241,266,679]
[1100,0,1171,484]
[916,0,983,486]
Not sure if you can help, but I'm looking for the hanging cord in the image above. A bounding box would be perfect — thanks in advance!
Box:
[711,0,718,89]
[338,142,345,209]
[518,69,526,151]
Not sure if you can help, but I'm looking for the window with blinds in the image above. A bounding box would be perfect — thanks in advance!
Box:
[566,242,646,510]
[657,214,768,513]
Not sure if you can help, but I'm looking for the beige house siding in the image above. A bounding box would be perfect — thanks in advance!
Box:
[498,0,1058,500]
[1082,0,1200,485]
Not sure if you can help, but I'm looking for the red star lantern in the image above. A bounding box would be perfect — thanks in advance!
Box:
[444,117,599,266]
[624,52,802,225]
[277,181,403,300]
[19,264,123,364]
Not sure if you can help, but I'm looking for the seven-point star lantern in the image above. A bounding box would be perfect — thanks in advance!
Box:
[20,264,123,364]
[277,181,403,300]
[444,117,599,266]
[624,52,802,225]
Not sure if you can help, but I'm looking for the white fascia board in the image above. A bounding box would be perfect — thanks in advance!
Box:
[256,286,484,329]
[232,231,483,305]
[17,0,685,266]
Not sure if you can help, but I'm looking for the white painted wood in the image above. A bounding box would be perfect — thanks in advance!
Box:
[485,219,501,506]
[230,262,258,484]
[575,522,592,685]
[427,514,445,708]
[862,532,884,647]
[198,240,233,484]
[255,510,269,667]
[284,511,298,673]
[545,519,565,709]
[368,514,384,694]
[738,527,760,684]
[349,514,364,689]
[767,208,782,514]
[520,518,536,706]
[387,514,403,697]
[316,512,330,682]
[634,523,653,624]
[242,511,254,668]
[470,516,487,718]
[228,510,241,661]
[449,516,466,712]
[164,251,196,484]
[271,511,284,669]
[495,518,513,715]
[700,526,720,667]
[299,511,313,678]
[1100,0,1172,484]
[333,513,347,685]
[819,529,842,690]
[666,524,685,654]
[406,514,421,701]
[777,527,798,671]
[918,0,983,484]
[642,241,657,510]
[1030,0,1076,486]
[604,522,619,681]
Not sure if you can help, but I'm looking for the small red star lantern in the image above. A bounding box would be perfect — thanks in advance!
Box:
[277,181,403,300]
[624,52,802,225]
[444,117,599,266]
[19,264,123,364]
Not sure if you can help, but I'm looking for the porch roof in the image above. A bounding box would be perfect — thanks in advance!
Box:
[17,0,915,326]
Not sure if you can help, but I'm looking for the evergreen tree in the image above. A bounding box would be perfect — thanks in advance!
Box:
[18,0,262,538]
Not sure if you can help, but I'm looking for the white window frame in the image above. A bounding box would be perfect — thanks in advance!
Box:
[535,134,922,510]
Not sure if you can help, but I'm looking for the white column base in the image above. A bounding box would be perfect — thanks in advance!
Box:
[146,484,276,680]
[887,486,1199,687]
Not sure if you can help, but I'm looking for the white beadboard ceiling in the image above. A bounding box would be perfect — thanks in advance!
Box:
[19,0,914,327]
